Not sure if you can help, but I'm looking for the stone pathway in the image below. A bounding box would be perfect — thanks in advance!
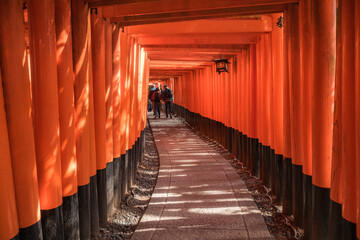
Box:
[132,115,272,240]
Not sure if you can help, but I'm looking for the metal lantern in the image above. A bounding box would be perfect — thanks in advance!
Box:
[213,55,230,74]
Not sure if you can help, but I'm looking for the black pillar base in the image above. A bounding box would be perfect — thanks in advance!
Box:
[270,148,276,194]
[311,184,330,239]
[78,184,91,240]
[19,220,43,240]
[106,161,114,215]
[303,174,312,240]
[97,169,107,227]
[274,154,283,205]
[328,200,342,240]
[282,157,293,216]
[41,206,64,240]
[120,154,126,202]
[125,150,130,195]
[63,193,80,240]
[263,146,271,189]
[113,157,121,208]
[341,216,357,240]
[292,164,303,228]
[90,175,99,237]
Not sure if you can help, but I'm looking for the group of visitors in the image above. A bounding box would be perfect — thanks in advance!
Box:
[148,84,174,119]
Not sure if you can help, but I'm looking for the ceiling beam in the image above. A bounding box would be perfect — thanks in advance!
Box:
[126,18,272,35]
[109,4,286,25]
[102,0,298,17]
[87,0,161,8]
[138,36,257,45]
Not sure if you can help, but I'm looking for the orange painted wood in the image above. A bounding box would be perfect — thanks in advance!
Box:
[340,0,356,223]
[0,0,41,227]
[88,13,97,177]
[288,4,302,166]
[119,28,129,155]
[249,44,257,139]
[28,0,63,210]
[271,13,284,155]
[311,0,336,189]
[55,0,78,197]
[355,1,360,237]
[263,34,272,146]
[330,0,343,204]
[127,18,273,35]
[256,41,263,141]
[91,11,107,170]
[102,0,298,18]
[0,67,19,239]
[72,0,91,186]
[112,25,121,158]
[105,19,114,163]
[282,9,292,159]
[299,0,312,176]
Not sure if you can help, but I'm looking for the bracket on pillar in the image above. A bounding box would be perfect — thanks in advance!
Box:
[90,8,98,14]
[276,16,283,28]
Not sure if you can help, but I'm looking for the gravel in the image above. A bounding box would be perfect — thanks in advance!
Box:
[94,121,160,240]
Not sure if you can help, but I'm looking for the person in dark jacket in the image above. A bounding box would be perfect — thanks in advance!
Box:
[151,88,162,118]
[162,84,173,118]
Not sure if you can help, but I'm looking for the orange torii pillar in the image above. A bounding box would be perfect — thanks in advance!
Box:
[339,0,357,238]
[28,0,64,238]
[112,24,122,208]
[71,0,92,238]
[104,18,114,216]
[282,8,293,217]
[120,28,130,202]
[0,67,19,240]
[311,0,336,239]
[55,0,79,238]
[299,0,313,236]
[288,3,304,228]
[328,0,343,237]
[249,44,259,177]
[91,9,107,227]
[0,1,41,238]
[271,13,284,204]
[88,10,100,237]
[355,2,360,238]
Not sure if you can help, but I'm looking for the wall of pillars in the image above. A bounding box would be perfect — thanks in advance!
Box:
[0,0,149,239]
[173,2,360,239]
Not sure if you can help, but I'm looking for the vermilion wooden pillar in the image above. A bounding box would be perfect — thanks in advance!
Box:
[340,0,357,238]
[311,0,336,239]
[0,1,41,238]
[282,8,293,217]
[288,3,303,228]
[329,1,343,238]
[355,2,360,238]
[299,0,313,237]
[71,0,91,238]
[88,10,100,237]
[91,9,107,227]
[271,13,284,205]
[355,1,360,239]
[104,18,114,216]
[28,0,64,238]
[0,67,19,240]
[54,0,79,238]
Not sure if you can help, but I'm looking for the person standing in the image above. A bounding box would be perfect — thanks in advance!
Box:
[162,84,173,118]
[151,88,162,118]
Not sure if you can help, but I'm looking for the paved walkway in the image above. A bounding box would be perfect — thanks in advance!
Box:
[132,115,272,240]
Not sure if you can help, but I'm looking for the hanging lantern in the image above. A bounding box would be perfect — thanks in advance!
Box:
[213,55,230,74]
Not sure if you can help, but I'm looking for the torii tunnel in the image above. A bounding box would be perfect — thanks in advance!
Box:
[0,0,359,239]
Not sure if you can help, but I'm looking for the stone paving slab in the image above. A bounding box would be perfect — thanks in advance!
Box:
[132,116,272,240]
